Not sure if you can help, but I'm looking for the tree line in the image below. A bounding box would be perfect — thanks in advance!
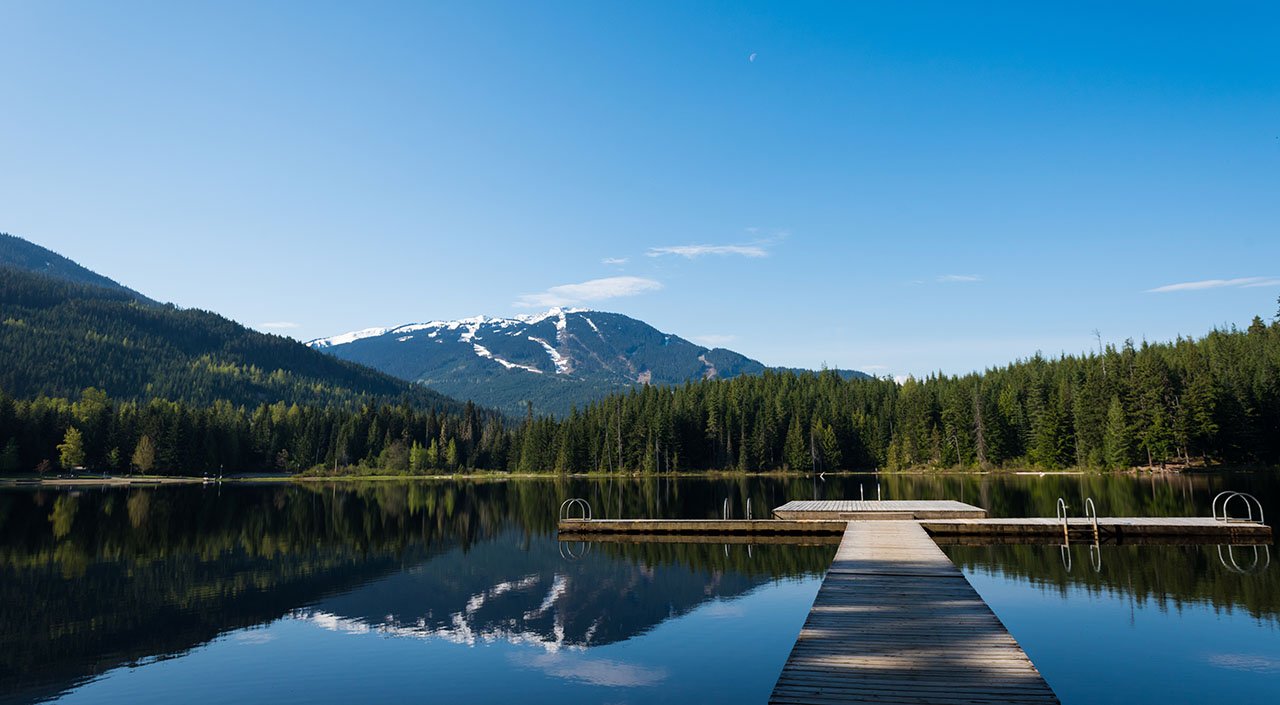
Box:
[0,266,460,410]
[0,388,511,475]
[2,308,1278,475]
[529,313,1279,473]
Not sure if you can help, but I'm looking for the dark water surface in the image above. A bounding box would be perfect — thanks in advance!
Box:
[0,472,1276,704]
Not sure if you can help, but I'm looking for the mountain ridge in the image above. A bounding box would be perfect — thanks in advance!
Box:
[308,308,867,415]
[0,234,467,412]
[0,232,155,304]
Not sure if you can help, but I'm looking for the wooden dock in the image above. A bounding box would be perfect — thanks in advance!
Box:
[774,500,988,520]
[554,498,1271,703]
[558,501,1272,544]
[921,516,1273,543]
[558,518,846,536]
[770,521,1059,704]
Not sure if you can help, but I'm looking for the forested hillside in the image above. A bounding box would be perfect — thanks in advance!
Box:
[4,308,1277,475]
[515,313,1279,473]
[0,233,153,302]
[0,267,460,410]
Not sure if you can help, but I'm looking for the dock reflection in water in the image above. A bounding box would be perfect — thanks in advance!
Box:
[0,472,1275,704]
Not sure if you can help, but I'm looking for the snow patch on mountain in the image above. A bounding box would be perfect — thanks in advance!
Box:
[308,308,595,349]
[529,336,571,374]
[473,343,543,374]
[698,353,718,379]
[310,326,391,348]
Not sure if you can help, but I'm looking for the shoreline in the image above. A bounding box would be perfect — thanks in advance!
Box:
[0,464,1269,488]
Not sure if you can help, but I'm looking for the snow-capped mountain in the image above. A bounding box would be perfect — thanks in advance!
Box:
[308,308,777,415]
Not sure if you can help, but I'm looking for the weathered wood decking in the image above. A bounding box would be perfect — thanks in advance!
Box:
[921,516,1273,542]
[770,521,1059,705]
[557,518,847,536]
[558,501,1273,543]
[774,500,988,520]
[555,499,1271,703]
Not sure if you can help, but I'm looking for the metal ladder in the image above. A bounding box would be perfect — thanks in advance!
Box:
[559,497,593,521]
[1212,491,1265,524]
[1058,496,1102,573]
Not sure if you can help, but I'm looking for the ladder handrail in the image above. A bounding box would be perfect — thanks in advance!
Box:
[559,497,592,521]
[1212,491,1238,521]
[1217,544,1271,574]
[558,540,591,560]
[1084,497,1100,542]
[1056,498,1070,544]
[1214,491,1265,524]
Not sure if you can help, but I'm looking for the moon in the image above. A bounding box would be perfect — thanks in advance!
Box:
[748,52,757,63]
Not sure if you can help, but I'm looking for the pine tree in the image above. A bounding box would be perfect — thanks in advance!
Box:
[409,441,428,474]
[445,438,459,470]
[58,427,87,470]
[132,435,157,473]
[818,421,842,469]
[783,415,809,471]
[0,438,19,473]
[426,438,440,468]
[1103,397,1130,469]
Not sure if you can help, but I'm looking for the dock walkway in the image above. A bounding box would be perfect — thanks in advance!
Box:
[556,499,1270,703]
[770,521,1059,704]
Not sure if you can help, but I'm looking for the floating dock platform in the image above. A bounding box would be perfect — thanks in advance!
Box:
[556,498,1271,704]
[773,499,988,520]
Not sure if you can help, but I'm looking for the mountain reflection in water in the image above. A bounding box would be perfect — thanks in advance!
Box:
[0,472,1275,704]
[0,481,831,703]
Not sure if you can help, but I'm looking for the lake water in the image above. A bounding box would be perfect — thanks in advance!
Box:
[1,472,1276,704]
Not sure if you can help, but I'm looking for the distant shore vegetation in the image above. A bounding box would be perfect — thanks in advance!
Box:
[2,309,1278,477]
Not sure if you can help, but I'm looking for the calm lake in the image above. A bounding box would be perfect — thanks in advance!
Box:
[1,472,1277,704]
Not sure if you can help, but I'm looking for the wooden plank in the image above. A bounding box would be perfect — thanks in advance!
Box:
[769,521,1059,705]
[921,517,1272,542]
[556,518,847,535]
[555,532,844,545]
[773,500,989,520]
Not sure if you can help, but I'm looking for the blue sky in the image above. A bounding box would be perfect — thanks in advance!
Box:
[2,1,1277,378]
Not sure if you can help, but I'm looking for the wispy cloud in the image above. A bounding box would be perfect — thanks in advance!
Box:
[647,244,768,259]
[937,274,982,283]
[1206,653,1280,674]
[258,321,301,330]
[515,276,662,308]
[510,652,668,687]
[1147,277,1280,293]
[233,630,277,645]
[690,334,737,346]
[860,364,890,371]
[601,257,628,265]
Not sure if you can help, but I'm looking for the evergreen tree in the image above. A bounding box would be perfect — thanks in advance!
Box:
[57,427,86,470]
[409,441,428,474]
[0,438,19,473]
[132,435,157,473]
[445,438,459,470]
[1103,397,1131,469]
[817,421,842,470]
[783,415,809,471]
